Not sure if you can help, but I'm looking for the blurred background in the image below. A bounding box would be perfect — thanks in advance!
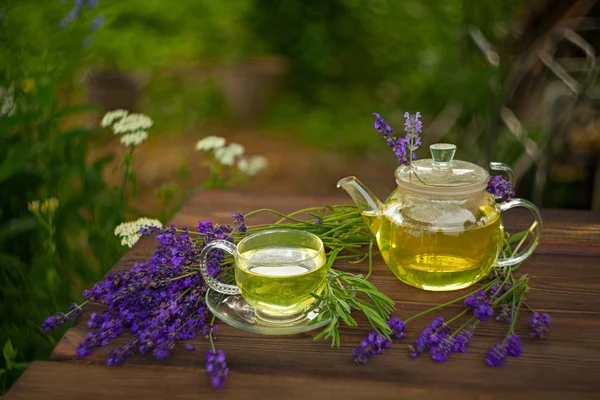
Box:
[1,0,599,393]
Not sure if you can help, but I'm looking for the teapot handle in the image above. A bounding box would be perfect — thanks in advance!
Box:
[496,199,543,267]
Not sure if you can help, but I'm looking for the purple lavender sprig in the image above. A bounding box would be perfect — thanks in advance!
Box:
[404,112,422,165]
[496,303,516,323]
[487,175,515,201]
[530,312,551,339]
[372,112,422,166]
[40,303,84,333]
[464,290,494,322]
[59,0,103,47]
[42,214,246,374]
[352,317,405,365]
[205,349,229,389]
[486,334,522,367]
[408,316,450,358]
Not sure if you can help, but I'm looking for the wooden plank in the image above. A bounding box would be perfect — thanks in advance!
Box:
[41,191,600,397]
[5,361,600,400]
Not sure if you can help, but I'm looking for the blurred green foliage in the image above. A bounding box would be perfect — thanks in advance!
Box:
[0,0,141,392]
[81,0,524,156]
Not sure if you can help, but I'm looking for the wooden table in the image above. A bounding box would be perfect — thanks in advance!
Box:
[6,191,600,399]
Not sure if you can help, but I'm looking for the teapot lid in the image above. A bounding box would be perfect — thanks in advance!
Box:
[395,143,489,196]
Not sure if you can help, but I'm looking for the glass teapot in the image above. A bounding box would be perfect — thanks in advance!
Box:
[337,143,542,291]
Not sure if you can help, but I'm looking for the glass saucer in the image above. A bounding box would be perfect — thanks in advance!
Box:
[205,288,331,335]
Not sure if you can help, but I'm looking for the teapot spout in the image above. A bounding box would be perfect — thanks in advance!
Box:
[337,176,382,230]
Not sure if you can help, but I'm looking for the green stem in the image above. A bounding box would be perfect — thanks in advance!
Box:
[120,147,134,205]
[445,308,469,325]
[209,314,217,351]
[366,236,374,280]
[66,300,89,317]
[175,287,192,302]
[491,277,527,306]
[508,285,526,335]
[522,301,536,312]
[512,221,538,256]
[243,208,307,223]
[450,316,478,338]
[169,272,197,281]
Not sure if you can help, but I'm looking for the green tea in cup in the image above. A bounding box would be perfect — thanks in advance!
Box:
[200,229,327,324]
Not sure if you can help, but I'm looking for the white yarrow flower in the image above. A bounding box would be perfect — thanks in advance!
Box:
[196,136,226,152]
[120,130,148,147]
[215,143,244,166]
[112,113,154,134]
[114,217,162,248]
[238,155,268,176]
[101,109,129,128]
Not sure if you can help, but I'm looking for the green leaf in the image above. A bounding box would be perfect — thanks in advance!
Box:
[10,362,29,371]
[0,144,33,184]
[59,128,99,141]
[36,81,54,116]
[3,339,17,369]
[0,217,37,243]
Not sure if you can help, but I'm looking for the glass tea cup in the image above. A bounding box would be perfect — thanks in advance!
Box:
[199,229,328,325]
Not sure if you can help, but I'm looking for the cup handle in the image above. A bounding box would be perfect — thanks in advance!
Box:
[496,199,543,267]
[199,240,240,295]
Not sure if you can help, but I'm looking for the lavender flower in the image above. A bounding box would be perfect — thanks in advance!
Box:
[473,303,494,322]
[185,344,196,352]
[530,312,551,339]
[387,317,405,339]
[43,214,247,369]
[496,303,515,323]
[232,213,247,233]
[352,331,392,365]
[431,337,453,362]
[464,290,494,322]
[464,289,485,308]
[486,342,507,367]
[87,0,98,8]
[404,112,422,161]
[505,335,522,357]
[107,341,135,366]
[487,175,514,201]
[451,326,475,353]
[60,8,78,30]
[408,316,450,358]
[90,15,104,32]
[372,112,410,165]
[41,302,85,333]
[206,349,229,389]
[67,302,83,317]
[41,313,67,333]
[352,317,404,365]
[407,336,425,358]
[490,282,513,299]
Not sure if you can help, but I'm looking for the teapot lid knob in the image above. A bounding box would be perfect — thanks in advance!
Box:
[430,143,456,167]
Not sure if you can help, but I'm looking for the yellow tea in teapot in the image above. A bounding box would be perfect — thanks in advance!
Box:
[366,204,503,291]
